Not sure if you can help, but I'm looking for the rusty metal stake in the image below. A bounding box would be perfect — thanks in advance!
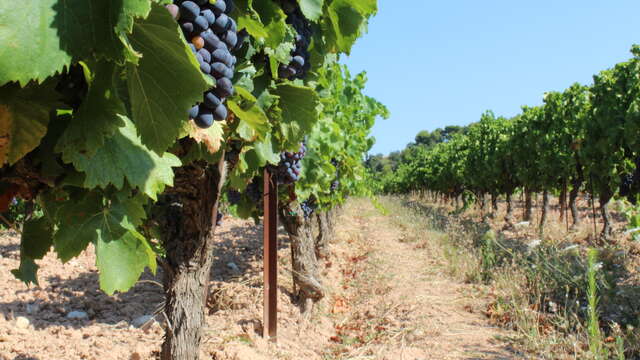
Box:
[263,168,278,341]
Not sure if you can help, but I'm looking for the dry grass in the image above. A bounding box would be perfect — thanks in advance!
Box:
[381,194,640,359]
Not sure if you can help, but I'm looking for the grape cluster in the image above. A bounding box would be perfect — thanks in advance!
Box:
[330,158,340,192]
[227,189,241,205]
[245,179,263,204]
[620,157,640,204]
[277,0,312,80]
[273,143,306,184]
[166,0,244,129]
[330,180,339,192]
[300,200,316,219]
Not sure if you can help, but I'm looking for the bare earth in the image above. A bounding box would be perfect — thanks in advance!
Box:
[0,199,521,360]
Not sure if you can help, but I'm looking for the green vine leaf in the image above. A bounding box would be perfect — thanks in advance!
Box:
[297,0,324,21]
[57,61,127,160]
[0,81,59,165]
[273,83,320,147]
[67,117,181,200]
[96,228,156,295]
[0,0,151,86]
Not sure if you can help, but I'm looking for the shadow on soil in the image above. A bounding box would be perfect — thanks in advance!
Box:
[0,220,292,331]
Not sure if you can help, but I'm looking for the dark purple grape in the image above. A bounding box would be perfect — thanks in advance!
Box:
[180,1,200,22]
[223,30,237,48]
[213,103,228,120]
[198,48,211,63]
[189,104,200,119]
[181,22,195,35]
[200,61,211,74]
[193,15,209,32]
[195,108,214,128]
[211,0,226,15]
[189,43,197,53]
[202,32,222,51]
[215,77,234,97]
[213,13,230,33]
[201,9,216,25]
[212,49,232,66]
[291,55,304,69]
[203,91,222,109]
[210,62,232,79]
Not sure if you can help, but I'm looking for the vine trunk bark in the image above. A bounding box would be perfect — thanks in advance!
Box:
[570,156,584,230]
[158,151,227,360]
[315,211,335,259]
[490,193,498,219]
[505,192,514,228]
[599,190,613,241]
[539,190,549,233]
[524,189,533,222]
[280,204,324,314]
[559,182,567,222]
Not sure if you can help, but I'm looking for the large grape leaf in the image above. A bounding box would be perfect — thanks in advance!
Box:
[10,216,55,286]
[21,217,55,260]
[0,81,59,165]
[11,258,39,286]
[96,228,156,295]
[245,134,280,167]
[68,117,181,200]
[324,0,377,54]
[297,0,324,21]
[53,192,146,262]
[273,84,320,145]
[57,61,126,160]
[228,100,270,139]
[127,3,210,154]
[0,0,151,86]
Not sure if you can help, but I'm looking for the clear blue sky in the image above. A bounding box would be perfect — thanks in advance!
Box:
[341,1,640,155]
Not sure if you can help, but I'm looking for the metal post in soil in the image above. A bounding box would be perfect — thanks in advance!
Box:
[263,168,278,341]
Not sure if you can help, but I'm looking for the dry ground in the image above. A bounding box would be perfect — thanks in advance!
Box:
[0,198,520,360]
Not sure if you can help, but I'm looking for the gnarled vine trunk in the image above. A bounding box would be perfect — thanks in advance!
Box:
[599,189,613,241]
[569,185,581,229]
[280,204,324,314]
[315,211,335,259]
[539,190,549,233]
[559,182,567,222]
[569,159,584,230]
[524,189,533,222]
[505,192,514,227]
[489,193,498,219]
[158,152,227,360]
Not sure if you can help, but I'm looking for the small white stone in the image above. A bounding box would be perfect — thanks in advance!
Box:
[66,310,88,320]
[15,316,30,329]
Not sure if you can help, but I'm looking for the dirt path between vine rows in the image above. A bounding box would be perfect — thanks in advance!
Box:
[317,199,521,359]
[0,198,521,359]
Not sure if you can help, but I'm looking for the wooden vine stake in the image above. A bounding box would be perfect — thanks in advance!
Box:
[263,168,278,341]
